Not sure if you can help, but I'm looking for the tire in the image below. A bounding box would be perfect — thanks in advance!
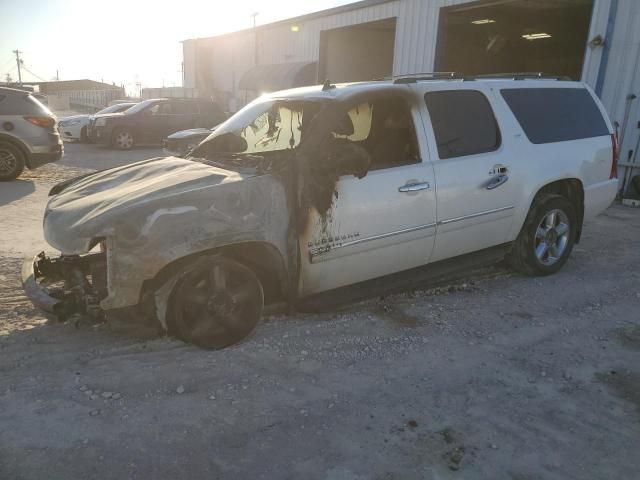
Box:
[168,256,264,349]
[111,128,135,150]
[508,194,578,276]
[0,142,26,181]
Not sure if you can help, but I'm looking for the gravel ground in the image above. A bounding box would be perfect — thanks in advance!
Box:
[0,144,639,479]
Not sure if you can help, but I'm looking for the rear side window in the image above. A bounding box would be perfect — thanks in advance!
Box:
[501,88,609,144]
[172,100,199,114]
[425,90,500,159]
[25,95,52,115]
[0,94,51,115]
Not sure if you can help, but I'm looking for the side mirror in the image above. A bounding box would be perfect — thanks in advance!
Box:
[193,132,248,157]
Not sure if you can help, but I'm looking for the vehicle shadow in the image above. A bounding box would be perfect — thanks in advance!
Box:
[0,179,36,206]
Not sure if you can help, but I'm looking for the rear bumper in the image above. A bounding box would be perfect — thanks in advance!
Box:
[584,178,619,220]
[28,148,63,168]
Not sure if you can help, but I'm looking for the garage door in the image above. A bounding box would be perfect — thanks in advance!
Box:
[435,0,594,80]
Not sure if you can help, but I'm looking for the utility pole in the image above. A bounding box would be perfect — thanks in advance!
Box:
[56,69,59,81]
[12,50,22,85]
[251,12,259,66]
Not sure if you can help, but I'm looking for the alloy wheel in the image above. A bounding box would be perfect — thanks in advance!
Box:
[534,209,570,266]
[0,148,17,175]
[171,257,263,348]
[114,131,133,149]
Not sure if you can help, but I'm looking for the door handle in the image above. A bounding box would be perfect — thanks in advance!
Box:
[398,182,431,193]
[486,174,509,190]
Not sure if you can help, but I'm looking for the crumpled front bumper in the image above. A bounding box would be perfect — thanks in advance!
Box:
[21,251,108,320]
[21,254,60,314]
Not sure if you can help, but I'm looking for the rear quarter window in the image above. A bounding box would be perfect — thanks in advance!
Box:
[425,90,501,159]
[501,88,609,144]
[0,94,50,115]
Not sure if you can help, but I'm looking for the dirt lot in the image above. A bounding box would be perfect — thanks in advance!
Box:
[1,143,639,479]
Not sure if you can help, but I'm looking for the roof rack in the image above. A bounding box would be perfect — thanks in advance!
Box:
[392,72,462,84]
[463,72,572,81]
[390,72,571,84]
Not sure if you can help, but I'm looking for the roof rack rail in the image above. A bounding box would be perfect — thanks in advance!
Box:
[392,72,462,84]
[389,72,571,84]
[462,72,572,81]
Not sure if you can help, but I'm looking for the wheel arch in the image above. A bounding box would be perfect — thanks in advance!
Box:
[518,177,585,243]
[0,133,30,167]
[146,240,289,306]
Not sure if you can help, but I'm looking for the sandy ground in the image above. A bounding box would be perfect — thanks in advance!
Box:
[0,144,639,479]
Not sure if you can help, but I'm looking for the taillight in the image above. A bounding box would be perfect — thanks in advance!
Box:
[610,133,619,179]
[24,116,56,129]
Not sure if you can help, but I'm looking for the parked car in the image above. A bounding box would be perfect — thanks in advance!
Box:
[59,103,136,143]
[88,97,226,150]
[162,126,216,156]
[0,86,63,181]
[22,76,618,348]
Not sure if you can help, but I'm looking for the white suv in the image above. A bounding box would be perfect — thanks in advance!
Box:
[23,75,619,348]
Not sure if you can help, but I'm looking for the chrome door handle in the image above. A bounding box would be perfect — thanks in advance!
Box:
[398,182,430,193]
[486,174,509,190]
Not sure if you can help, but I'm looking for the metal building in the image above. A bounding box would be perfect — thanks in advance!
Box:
[183,0,640,191]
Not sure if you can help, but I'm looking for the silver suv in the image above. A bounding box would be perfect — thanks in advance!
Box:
[0,87,63,180]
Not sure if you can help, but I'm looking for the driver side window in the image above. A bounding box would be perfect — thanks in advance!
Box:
[331,97,420,172]
[240,105,303,154]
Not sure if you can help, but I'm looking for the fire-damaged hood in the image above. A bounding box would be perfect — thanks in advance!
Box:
[43,156,281,254]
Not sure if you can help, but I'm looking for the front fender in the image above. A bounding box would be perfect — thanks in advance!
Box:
[100,175,290,310]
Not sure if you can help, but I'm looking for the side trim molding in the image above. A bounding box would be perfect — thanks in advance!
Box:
[309,205,514,260]
[438,205,514,225]
[309,222,437,259]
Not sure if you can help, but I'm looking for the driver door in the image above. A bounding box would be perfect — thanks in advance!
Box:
[299,94,437,297]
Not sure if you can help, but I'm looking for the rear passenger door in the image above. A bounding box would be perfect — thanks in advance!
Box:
[417,86,519,262]
[140,102,173,142]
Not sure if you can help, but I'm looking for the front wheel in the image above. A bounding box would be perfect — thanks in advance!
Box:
[112,128,135,150]
[168,256,264,349]
[508,194,578,276]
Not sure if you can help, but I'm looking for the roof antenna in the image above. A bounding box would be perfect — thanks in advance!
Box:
[322,79,335,91]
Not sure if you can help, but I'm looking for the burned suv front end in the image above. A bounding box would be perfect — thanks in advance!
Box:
[22,153,290,328]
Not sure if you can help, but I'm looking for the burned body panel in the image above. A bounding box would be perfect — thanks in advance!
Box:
[42,156,290,311]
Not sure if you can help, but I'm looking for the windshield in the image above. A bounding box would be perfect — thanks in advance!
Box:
[96,103,133,115]
[123,99,160,115]
[193,98,305,158]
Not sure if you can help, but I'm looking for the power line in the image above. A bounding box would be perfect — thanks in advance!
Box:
[1,57,15,71]
[20,64,47,82]
[13,50,22,84]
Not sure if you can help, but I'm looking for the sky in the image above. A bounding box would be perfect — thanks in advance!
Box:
[0,0,355,95]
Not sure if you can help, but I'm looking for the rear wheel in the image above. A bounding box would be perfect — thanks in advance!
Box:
[508,194,577,276]
[168,256,264,349]
[0,142,25,181]
[112,128,134,150]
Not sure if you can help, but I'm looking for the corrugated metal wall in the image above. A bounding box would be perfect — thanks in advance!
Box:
[599,0,640,181]
[184,0,639,138]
